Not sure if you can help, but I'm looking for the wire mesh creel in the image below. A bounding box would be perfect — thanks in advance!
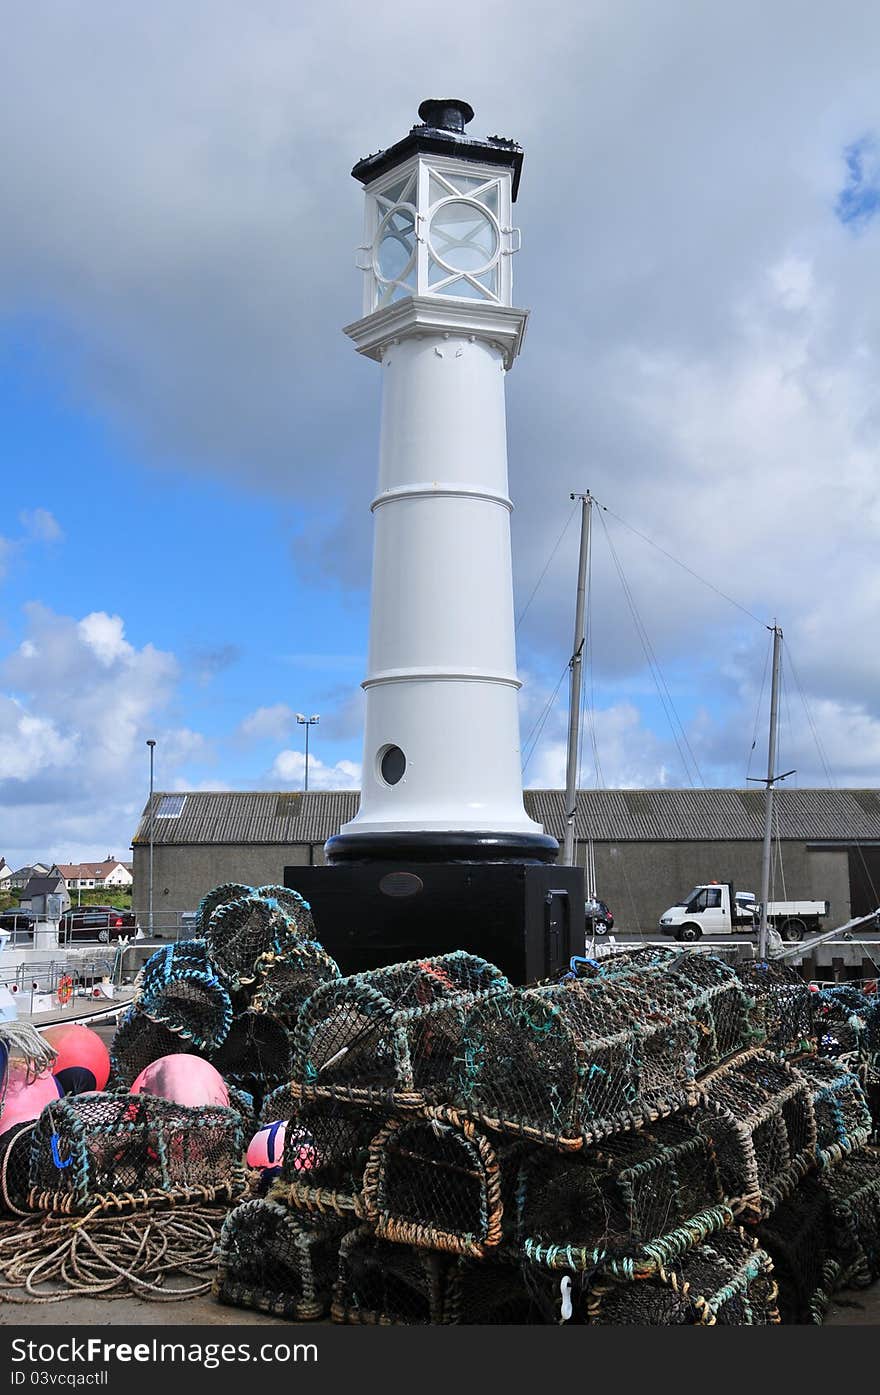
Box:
[452,976,698,1149]
[214,1197,350,1322]
[695,1048,818,1220]
[793,1055,873,1169]
[292,952,510,1104]
[362,1107,505,1258]
[108,1007,202,1090]
[585,1228,781,1326]
[331,1225,448,1325]
[515,1112,733,1278]
[593,948,765,1076]
[27,1092,246,1215]
[135,939,232,1052]
[205,894,299,991]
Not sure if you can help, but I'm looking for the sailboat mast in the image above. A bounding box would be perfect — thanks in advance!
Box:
[758,623,783,958]
[562,492,592,867]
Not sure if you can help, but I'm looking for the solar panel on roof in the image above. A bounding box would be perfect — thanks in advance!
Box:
[156,794,187,818]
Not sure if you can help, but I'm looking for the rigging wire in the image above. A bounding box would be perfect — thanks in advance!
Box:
[521,659,570,776]
[596,501,767,628]
[515,499,579,632]
[596,507,706,788]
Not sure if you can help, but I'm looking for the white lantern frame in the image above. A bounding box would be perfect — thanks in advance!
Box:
[358,154,520,316]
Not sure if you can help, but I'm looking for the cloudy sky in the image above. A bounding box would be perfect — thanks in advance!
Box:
[1,2,878,866]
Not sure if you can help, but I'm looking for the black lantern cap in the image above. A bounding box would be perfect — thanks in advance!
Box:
[352,99,523,201]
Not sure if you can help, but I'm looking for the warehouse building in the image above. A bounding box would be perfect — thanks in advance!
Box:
[129,788,880,935]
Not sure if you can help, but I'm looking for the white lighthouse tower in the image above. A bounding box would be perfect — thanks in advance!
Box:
[327,99,556,865]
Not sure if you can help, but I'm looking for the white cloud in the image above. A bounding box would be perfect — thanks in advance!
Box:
[77,612,132,667]
[268,749,360,790]
[20,508,63,543]
[0,696,77,781]
[237,703,296,743]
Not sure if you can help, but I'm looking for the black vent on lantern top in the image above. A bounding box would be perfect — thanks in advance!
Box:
[352,99,524,202]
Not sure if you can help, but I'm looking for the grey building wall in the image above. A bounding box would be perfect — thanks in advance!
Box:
[132,836,852,937]
[131,843,313,925]
[587,840,851,933]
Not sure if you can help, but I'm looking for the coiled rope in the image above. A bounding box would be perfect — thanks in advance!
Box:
[0,1204,223,1303]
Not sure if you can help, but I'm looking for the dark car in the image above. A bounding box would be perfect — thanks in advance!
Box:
[585,897,614,937]
[0,909,37,939]
[58,905,138,942]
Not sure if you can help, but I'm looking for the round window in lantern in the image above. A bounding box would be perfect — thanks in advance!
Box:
[374,205,417,288]
[428,198,499,277]
[378,745,406,786]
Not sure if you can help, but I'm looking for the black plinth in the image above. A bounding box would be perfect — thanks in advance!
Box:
[282,859,585,985]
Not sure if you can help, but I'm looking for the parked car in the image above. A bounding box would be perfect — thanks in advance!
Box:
[58,905,138,942]
[0,909,37,938]
[585,897,614,937]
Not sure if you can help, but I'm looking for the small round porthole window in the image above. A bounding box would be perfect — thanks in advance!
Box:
[378,744,406,786]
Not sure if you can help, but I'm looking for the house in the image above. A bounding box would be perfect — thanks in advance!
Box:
[8,862,50,890]
[0,858,11,886]
[57,857,134,891]
[19,868,70,915]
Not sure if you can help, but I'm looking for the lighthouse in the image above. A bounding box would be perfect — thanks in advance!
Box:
[285,102,583,981]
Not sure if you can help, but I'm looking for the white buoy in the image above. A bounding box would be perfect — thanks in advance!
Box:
[329,99,554,864]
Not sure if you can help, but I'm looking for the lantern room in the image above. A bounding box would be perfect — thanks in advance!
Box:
[353,99,522,316]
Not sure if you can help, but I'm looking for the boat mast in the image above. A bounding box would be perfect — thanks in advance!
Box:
[562,492,592,867]
[758,623,783,958]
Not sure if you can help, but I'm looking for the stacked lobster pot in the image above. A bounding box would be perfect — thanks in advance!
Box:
[734,960,880,1322]
[215,951,510,1322]
[109,883,342,1130]
[215,944,812,1325]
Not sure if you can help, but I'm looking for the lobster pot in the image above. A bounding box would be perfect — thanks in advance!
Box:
[756,1175,838,1324]
[250,939,341,1028]
[194,881,253,937]
[108,1006,202,1089]
[586,1230,780,1326]
[696,1050,817,1219]
[517,1113,732,1278]
[292,953,509,1103]
[227,1085,257,1138]
[214,1198,349,1322]
[793,1056,872,1168]
[211,1009,292,1090]
[821,1148,880,1289]
[815,985,869,1062]
[736,960,816,1058]
[453,978,697,1149]
[206,894,297,990]
[135,940,232,1051]
[597,951,764,1076]
[444,1256,572,1325]
[331,1226,448,1325]
[362,1108,505,1258]
[27,1092,245,1214]
[276,1086,390,1219]
[256,885,319,940]
[0,1122,36,1216]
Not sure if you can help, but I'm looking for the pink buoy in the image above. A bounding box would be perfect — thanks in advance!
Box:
[0,1063,62,1138]
[42,1024,111,1093]
[247,1119,287,1172]
[130,1054,229,1108]
[246,1119,316,1178]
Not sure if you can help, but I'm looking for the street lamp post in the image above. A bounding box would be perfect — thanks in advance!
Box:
[146,739,156,938]
[295,714,320,792]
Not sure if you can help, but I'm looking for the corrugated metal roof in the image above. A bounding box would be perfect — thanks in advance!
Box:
[130,788,880,847]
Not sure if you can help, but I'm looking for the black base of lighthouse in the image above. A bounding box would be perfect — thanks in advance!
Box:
[325,828,560,864]
[282,858,585,985]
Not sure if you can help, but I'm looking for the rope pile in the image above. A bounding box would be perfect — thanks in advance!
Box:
[0,1205,223,1302]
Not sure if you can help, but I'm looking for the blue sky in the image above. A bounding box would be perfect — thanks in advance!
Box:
[2,3,880,866]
